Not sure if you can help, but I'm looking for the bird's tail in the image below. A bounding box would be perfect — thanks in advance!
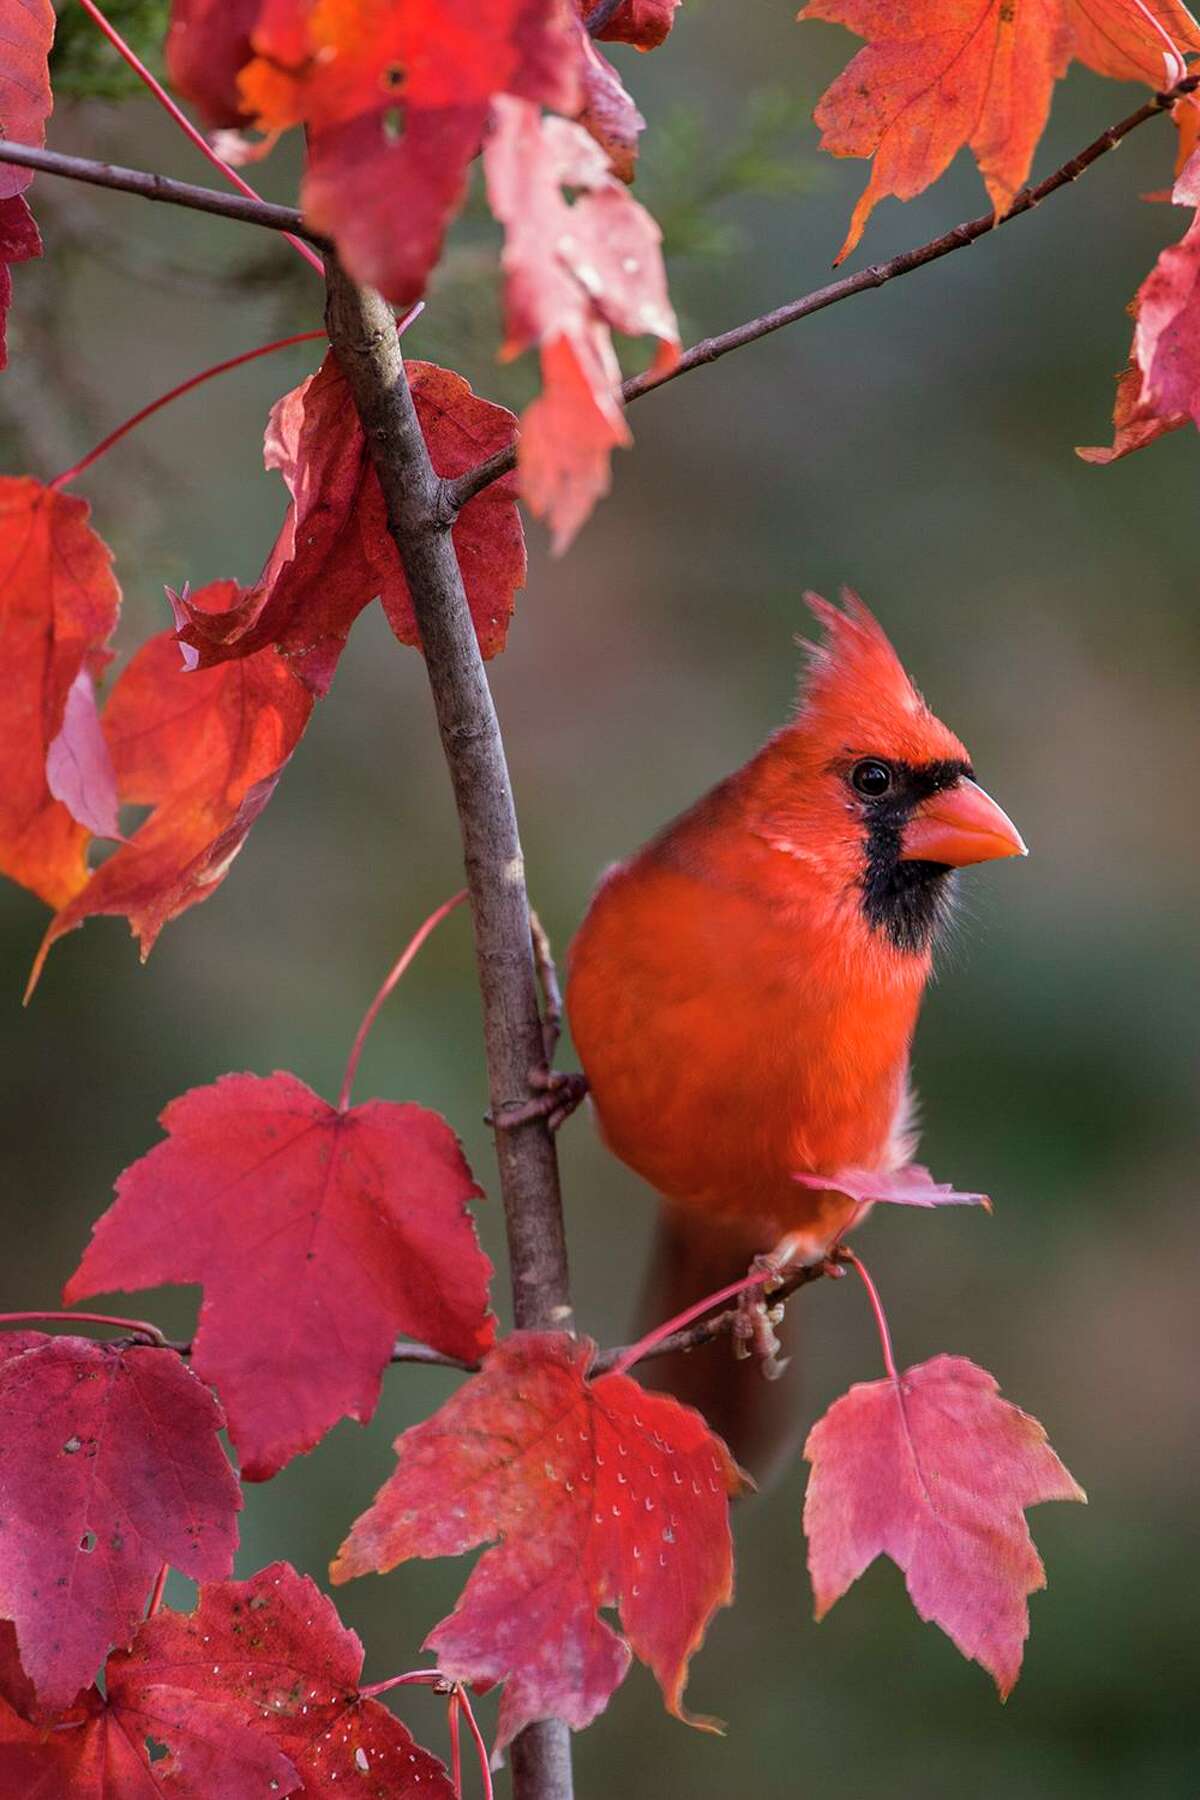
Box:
[635,1202,806,1484]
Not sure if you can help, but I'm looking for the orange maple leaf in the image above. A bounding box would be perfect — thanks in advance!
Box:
[801,0,1200,261]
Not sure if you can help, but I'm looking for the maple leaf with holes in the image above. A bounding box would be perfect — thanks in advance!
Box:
[1080,159,1200,463]
[119,1563,457,1797]
[65,1071,495,1480]
[173,353,525,692]
[484,96,680,551]
[29,630,313,991]
[333,1331,745,1751]
[803,1353,1085,1695]
[801,0,1200,262]
[0,1332,240,1710]
[0,478,121,909]
[227,0,582,304]
[0,1564,454,1797]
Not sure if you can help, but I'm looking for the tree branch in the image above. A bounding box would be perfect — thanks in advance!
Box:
[448,72,1200,512]
[322,251,575,1800]
[170,1249,830,1382]
[590,1258,830,1373]
[0,139,325,244]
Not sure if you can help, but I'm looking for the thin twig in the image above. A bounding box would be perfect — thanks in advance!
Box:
[842,1250,899,1381]
[591,1258,830,1373]
[148,1262,832,1384]
[339,889,469,1111]
[322,252,576,1800]
[446,73,1200,512]
[0,140,323,243]
[0,1308,167,1345]
[51,329,328,491]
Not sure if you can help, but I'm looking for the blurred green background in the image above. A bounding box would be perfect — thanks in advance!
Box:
[3,4,1199,1795]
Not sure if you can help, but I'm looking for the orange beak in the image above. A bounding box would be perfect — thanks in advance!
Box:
[900,777,1028,868]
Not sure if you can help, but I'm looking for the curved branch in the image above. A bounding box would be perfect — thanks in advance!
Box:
[448,72,1200,511]
[0,139,324,243]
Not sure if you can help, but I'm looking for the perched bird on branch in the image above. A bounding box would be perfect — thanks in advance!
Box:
[566,590,1025,1472]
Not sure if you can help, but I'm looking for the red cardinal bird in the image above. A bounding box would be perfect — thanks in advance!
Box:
[566,590,1025,1471]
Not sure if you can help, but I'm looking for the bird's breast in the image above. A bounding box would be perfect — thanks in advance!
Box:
[567,852,929,1245]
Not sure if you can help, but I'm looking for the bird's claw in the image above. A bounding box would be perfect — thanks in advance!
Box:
[733,1276,788,1378]
[488,1067,589,1135]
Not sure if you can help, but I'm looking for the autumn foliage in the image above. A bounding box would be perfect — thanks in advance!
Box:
[12,0,1197,1786]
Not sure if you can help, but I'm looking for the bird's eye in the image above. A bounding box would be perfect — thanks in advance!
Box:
[851,759,893,798]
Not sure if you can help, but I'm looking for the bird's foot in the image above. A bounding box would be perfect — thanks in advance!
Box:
[730,1235,846,1378]
[732,1242,799,1379]
[732,1289,789,1378]
[488,1067,590,1135]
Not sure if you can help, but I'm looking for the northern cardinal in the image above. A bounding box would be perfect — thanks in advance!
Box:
[566,591,1025,1471]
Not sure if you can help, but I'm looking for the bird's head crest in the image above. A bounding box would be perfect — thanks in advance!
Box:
[794,588,969,767]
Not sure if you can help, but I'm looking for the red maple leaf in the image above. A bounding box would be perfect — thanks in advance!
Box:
[0,1564,452,1796]
[577,32,644,182]
[0,478,121,909]
[165,0,261,127]
[484,96,680,551]
[116,1564,456,1797]
[235,0,581,303]
[801,0,1200,262]
[1076,355,1190,464]
[0,1332,241,1710]
[803,1353,1085,1695]
[0,0,53,369]
[30,630,313,990]
[333,1331,745,1750]
[0,1,55,199]
[1079,163,1200,463]
[174,353,525,692]
[0,194,42,372]
[1126,210,1200,425]
[65,1071,495,1481]
[593,0,682,49]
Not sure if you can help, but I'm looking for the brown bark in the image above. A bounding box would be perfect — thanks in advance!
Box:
[323,255,575,1800]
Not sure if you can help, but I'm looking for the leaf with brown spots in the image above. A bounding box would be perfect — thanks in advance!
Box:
[0,1563,453,1796]
[0,1333,240,1710]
